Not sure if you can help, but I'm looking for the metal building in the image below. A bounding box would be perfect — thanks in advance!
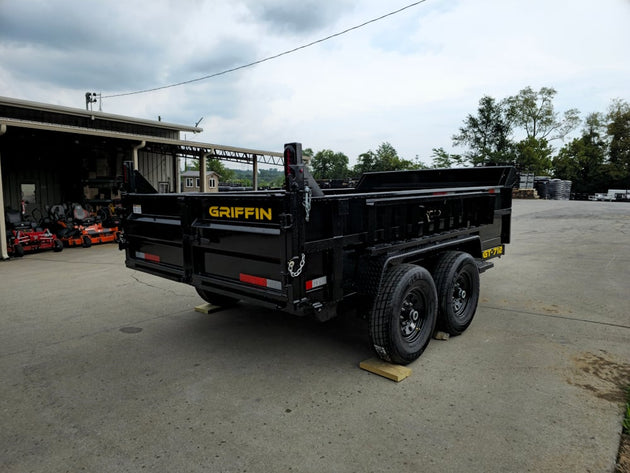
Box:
[0,96,282,259]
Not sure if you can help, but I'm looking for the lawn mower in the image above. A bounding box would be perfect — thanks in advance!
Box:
[4,207,63,257]
[96,201,122,230]
[48,203,120,247]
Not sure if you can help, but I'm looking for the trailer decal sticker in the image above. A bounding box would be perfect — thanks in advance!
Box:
[482,245,504,259]
[208,206,272,221]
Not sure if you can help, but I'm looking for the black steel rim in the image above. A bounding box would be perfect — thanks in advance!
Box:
[399,288,426,343]
[451,271,472,320]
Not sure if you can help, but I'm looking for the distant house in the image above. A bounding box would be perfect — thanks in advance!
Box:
[181,170,219,193]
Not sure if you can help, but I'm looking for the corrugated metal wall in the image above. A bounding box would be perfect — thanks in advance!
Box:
[1,151,63,214]
[139,150,175,192]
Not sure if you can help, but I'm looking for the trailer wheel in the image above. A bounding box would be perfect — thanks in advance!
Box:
[82,235,92,248]
[53,239,63,252]
[14,243,25,257]
[195,288,239,307]
[369,264,437,365]
[433,251,480,336]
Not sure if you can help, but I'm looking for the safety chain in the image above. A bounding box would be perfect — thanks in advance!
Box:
[287,253,306,278]
[303,186,312,222]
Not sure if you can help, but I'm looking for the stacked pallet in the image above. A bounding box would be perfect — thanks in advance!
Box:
[512,188,539,199]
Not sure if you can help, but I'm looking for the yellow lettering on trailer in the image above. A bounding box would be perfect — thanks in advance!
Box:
[482,245,504,259]
[208,206,273,221]
[258,208,272,221]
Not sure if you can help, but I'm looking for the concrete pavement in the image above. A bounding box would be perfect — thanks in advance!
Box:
[1,199,629,472]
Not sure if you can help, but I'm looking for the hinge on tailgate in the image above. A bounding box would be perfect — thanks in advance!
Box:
[279,213,293,229]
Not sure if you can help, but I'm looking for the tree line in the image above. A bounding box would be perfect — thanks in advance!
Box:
[188,87,629,193]
[308,87,630,194]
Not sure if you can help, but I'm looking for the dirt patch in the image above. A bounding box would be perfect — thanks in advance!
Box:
[569,351,630,403]
[568,352,630,473]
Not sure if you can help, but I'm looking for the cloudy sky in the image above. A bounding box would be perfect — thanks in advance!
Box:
[1,0,628,166]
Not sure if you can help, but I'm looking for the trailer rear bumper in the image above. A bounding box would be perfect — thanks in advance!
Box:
[125,258,185,282]
[192,274,290,311]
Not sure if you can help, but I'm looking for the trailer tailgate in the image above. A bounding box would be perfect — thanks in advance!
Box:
[184,193,292,308]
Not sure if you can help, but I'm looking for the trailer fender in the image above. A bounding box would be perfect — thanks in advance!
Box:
[358,235,482,310]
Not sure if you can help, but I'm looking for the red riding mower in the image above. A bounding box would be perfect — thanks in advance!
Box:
[4,207,63,257]
[49,203,120,247]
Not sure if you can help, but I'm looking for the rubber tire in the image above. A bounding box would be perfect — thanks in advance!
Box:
[82,235,92,248]
[53,239,63,252]
[14,243,25,257]
[369,264,437,365]
[195,288,239,307]
[433,251,480,336]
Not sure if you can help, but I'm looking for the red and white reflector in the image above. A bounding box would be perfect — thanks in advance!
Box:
[135,251,160,263]
[306,276,327,291]
[239,273,282,290]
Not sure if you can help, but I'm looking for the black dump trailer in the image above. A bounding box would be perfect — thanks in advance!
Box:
[120,143,515,364]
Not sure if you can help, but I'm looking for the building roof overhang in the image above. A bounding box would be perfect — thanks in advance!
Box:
[0,117,283,166]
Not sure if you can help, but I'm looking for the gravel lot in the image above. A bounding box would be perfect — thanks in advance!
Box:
[1,199,629,472]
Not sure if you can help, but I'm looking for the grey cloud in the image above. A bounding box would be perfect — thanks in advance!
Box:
[0,2,226,95]
[171,82,243,122]
[244,0,355,35]
[183,38,259,77]
[0,2,156,55]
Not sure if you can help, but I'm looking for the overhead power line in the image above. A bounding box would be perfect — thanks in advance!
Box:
[103,0,428,99]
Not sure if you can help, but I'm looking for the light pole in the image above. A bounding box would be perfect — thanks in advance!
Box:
[85,92,101,111]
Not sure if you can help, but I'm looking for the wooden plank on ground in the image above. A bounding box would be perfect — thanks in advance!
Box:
[359,358,412,382]
[194,303,223,314]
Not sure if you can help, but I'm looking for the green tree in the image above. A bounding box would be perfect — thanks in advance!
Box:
[553,112,608,193]
[506,86,580,141]
[430,147,466,168]
[185,157,234,181]
[353,142,419,175]
[606,99,630,189]
[514,137,553,175]
[452,95,515,166]
[302,147,314,171]
[207,159,234,181]
[310,149,350,179]
[353,150,376,175]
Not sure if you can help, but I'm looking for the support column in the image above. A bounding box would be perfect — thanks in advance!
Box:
[200,151,210,193]
[173,152,180,193]
[0,123,8,259]
[253,154,258,191]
